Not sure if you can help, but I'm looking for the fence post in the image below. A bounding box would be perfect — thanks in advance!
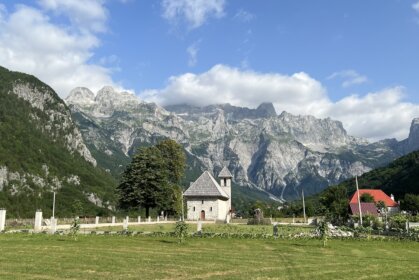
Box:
[34,210,43,232]
[137,216,141,223]
[126,216,129,224]
[0,209,6,232]
[197,221,202,233]
[157,216,160,223]
[148,216,151,223]
[112,216,115,224]
[50,217,57,234]
[123,218,128,230]
[95,216,99,225]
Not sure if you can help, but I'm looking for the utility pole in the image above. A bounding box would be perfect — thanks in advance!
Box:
[302,189,306,224]
[356,176,363,226]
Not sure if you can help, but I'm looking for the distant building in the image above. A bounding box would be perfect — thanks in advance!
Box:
[349,189,399,216]
[183,167,232,222]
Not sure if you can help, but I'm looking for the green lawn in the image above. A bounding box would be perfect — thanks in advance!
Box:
[0,234,418,279]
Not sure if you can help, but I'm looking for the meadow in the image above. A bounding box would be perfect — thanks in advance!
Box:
[0,233,418,279]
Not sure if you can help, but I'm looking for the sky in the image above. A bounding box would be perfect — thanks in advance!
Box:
[1,0,419,141]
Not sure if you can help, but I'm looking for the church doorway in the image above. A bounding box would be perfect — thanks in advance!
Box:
[200,210,205,220]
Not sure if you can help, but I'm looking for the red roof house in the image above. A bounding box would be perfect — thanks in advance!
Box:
[349,189,400,216]
[350,189,398,207]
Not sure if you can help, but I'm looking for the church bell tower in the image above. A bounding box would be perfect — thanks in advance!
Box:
[218,166,233,212]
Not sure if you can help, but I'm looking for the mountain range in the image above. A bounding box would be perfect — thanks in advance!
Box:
[65,86,419,201]
[1,65,418,218]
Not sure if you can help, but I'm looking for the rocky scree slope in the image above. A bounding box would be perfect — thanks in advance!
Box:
[66,86,417,201]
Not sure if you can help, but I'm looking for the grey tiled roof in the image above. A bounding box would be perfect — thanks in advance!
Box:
[184,171,229,199]
[218,167,233,178]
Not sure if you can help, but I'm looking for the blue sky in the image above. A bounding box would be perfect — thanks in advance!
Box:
[1,0,419,140]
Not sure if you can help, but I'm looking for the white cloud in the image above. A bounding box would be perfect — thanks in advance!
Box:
[233,9,254,22]
[325,87,419,141]
[161,0,225,29]
[143,64,329,114]
[0,3,121,97]
[328,70,368,88]
[413,1,419,12]
[187,41,200,67]
[142,65,419,141]
[38,0,108,32]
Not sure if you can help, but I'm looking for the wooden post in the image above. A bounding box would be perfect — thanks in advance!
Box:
[138,216,141,223]
[356,176,363,226]
[112,216,115,224]
[95,216,99,225]
[302,189,307,224]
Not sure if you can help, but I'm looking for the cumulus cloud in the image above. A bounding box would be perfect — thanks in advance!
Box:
[141,65,419,141]
[325,88,419,141]
[161,0,225,29]
[328,70,368,87]
[413,1,419,12]
[38,0,108,32]
[0,3,120,97]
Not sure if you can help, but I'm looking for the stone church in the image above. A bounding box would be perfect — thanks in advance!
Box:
[183,167,232,222]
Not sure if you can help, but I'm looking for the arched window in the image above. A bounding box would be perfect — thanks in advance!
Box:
[193,207,195,211]
[201,200,204,204]
[210,207,213,212]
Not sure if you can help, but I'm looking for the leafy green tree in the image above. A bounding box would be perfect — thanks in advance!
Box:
[117,146,168,217]
[156,139,186,216]
[402,194,419,215]
[156,139,186,184]
[360,193,374,203]
[117,140,186,217]
[319,185,348,225]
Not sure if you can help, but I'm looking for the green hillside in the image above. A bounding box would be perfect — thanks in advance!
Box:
[0,66,117,218]
[332,149,419,198]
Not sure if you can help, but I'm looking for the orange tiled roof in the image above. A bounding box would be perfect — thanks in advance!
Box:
[350,189,398,207]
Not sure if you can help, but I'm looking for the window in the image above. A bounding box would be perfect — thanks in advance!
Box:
[202,200,204,204]
[210,207,213,212]
[224,178,227,186]
[193,207,195,211]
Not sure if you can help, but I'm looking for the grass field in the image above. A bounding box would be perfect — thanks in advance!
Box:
[84,223,313,235]
[0,234,418,279]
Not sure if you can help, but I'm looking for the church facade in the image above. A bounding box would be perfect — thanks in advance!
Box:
[183,167,232,222]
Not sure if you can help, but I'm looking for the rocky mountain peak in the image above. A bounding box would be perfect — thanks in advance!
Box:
[256,102,277,118]
[405,117,419,153]
[66,87,95,107]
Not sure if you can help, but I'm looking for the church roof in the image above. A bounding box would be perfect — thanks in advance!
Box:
[183,171,229,200]
[218,167,233,178]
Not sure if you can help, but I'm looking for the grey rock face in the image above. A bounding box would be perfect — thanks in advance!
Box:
[404,118,419,153]
[11,83,96,166]
[66,86,408,200]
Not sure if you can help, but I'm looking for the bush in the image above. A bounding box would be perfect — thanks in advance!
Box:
[389,214,408,230]
[174,221,188,243]
[247,218,272,225]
